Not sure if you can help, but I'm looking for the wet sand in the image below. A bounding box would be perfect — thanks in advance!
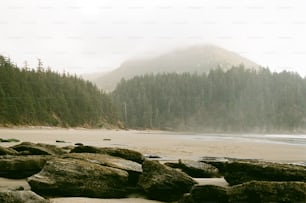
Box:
[0,128,305,162]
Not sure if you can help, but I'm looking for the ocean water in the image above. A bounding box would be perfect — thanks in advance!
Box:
[180,133,306,146]
[177,133,306,166]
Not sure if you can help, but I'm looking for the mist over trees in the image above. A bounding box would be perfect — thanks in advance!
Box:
[94,45,259,91]
[112,66,306,132]
[0,55,118,127]
[2,53,306,132]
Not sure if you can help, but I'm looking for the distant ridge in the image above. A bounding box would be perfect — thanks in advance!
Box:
[94,44,260,91]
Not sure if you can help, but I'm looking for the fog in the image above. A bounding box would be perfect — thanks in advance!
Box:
[0,0,306,76]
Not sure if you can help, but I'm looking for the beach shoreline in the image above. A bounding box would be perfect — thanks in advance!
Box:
[1,128,305,203]
[0,128,305,163]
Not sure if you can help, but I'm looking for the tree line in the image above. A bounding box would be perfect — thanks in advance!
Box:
[112,66,306,132]
[0,55,118,127]
[2,54,306,132]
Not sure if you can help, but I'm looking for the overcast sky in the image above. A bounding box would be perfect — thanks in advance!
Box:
[1,0,306,76]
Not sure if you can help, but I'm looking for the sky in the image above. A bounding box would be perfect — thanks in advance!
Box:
[0,0,306,76]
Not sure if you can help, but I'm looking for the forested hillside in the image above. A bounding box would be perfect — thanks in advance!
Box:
[112,66,306,132]
[3,53,305,132]
[0,56,118,127]
[95,45,259,91]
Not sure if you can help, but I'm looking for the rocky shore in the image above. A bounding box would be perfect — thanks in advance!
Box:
[0,142,305,202]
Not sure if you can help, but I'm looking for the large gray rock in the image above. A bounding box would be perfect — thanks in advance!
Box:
[0,146,18,155]
[70,146,144,163]
[64,153,142,184]
[179,181,306,203]
[138,160,196,202]
[166,159,220,178]
[0,156,49,179]
[202,158,306,185]
[228,181,306,203]
[64,153,142,173]
[179,185,228,203]
[11,142,66,156]
[28,158,129,198]
[0,190,49,203]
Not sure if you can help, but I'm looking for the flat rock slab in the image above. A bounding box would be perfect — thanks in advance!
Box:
[64,153,142,185]
[202,158,306,185]
[28,158,129,198]
[64,153,142,173]
[11,142,66,156]
[0,155,49,179]
[70,146,144,163]
[165,159,220,178]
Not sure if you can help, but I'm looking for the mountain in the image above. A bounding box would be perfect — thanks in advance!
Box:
[94,44,260,91]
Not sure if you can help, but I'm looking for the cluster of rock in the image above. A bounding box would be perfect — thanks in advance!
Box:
[0,142,305,202]
[180,181,306,203]
[180,157,306,203]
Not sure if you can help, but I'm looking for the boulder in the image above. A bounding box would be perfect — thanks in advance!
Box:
[202,158,306,185]
[101,147,144,163]
[64,153,142,184]
[0,138,20,143]
[165,159,219,178]
[179,181,306,203]
[228,181,306,203]
[0,156,49,179]
[179,185,228,203]
[28,158,128,198]
[70,146,144,163]
[0,146,18,155]
[11,142,66,156]
[70,145,100,153]
[138,160,196,202]
[0,190,49,203]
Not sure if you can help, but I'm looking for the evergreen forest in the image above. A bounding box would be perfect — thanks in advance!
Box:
[112,66,306,132]
[0,56,118,127]
[2,54,306,133]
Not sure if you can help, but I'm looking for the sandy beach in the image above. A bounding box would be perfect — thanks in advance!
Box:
[1,128,305,202]
[0,128,305,162]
